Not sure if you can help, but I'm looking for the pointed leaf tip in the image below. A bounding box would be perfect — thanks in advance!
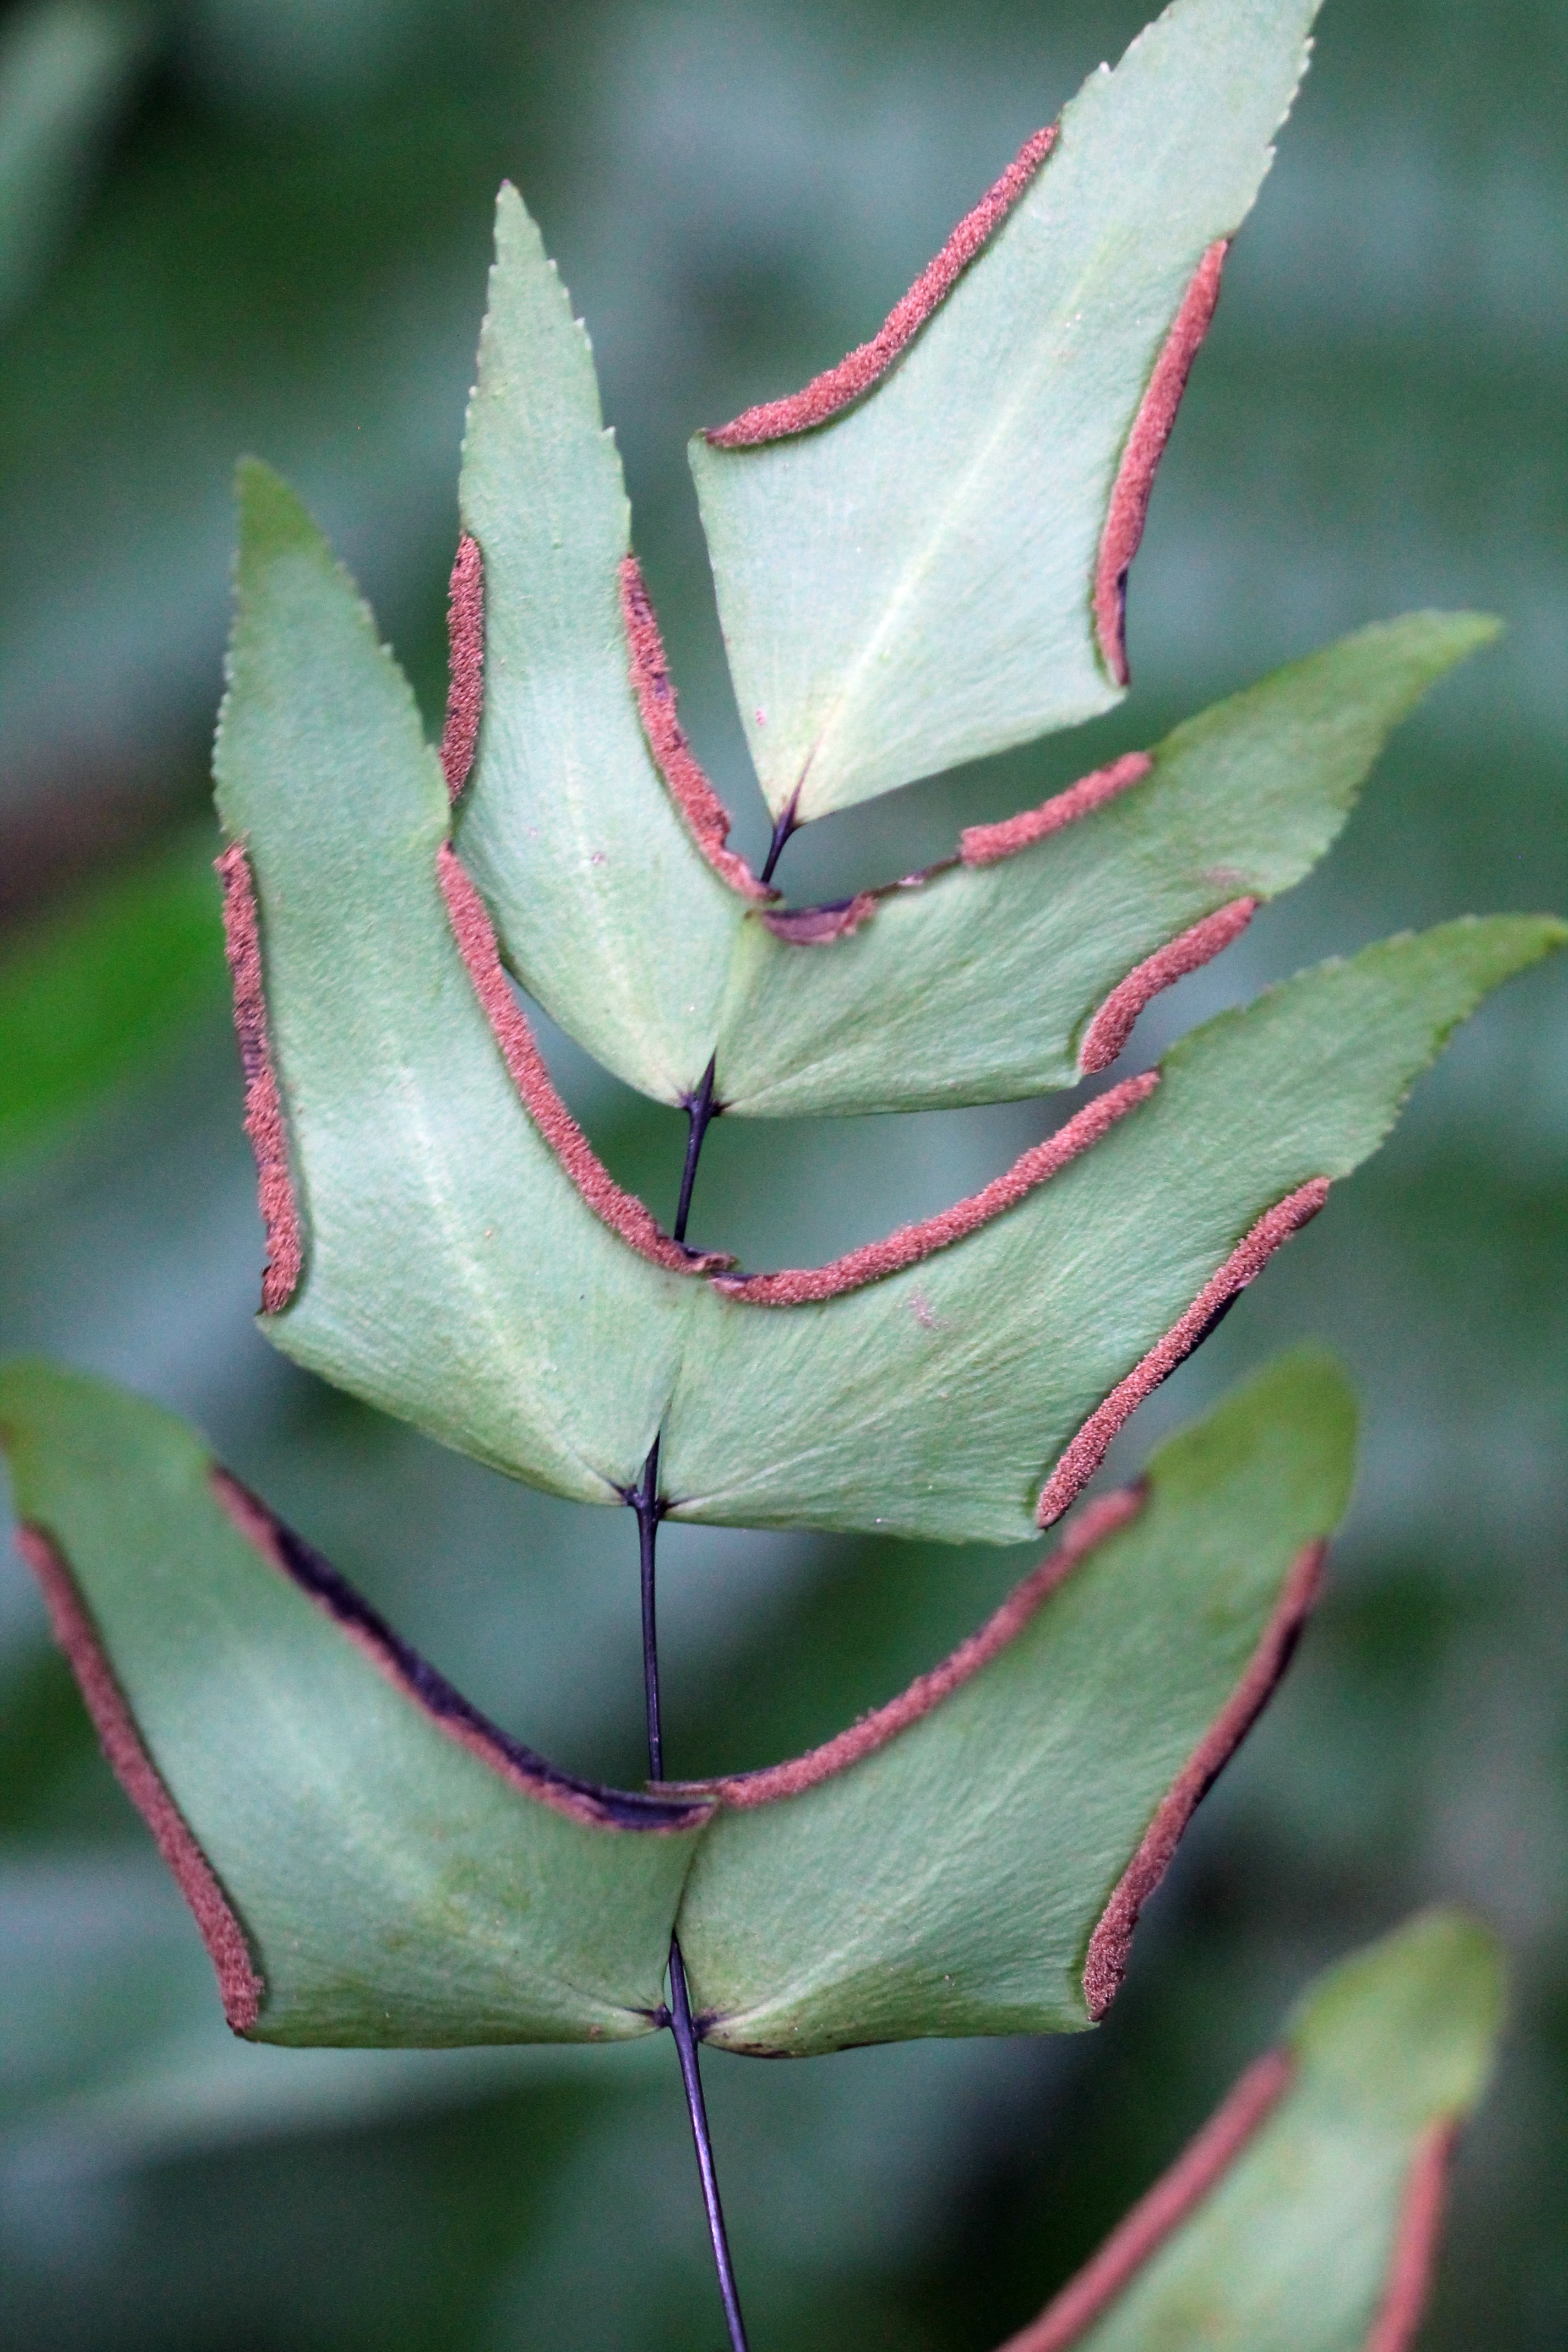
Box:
[715,614,1510,1120]
[214,458,701,1503]
[1289,1907,1506,2130]
[692,0,1325,821]
[0,1362,709,2047]
[668,914,1562,1543]
[453,183,749,1103]
[232,453,320,563]
[1154,1344,1358,1523]
[673,1354,1352,2052]
[999,1905,1504,2350]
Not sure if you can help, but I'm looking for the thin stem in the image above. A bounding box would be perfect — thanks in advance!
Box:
[758,797,799,888]
[633,1455,750,2352]
[634,1439,663,1778]
[674,1057,718,1246]
[668,1936,750,2352]
[627,1065,750,2351]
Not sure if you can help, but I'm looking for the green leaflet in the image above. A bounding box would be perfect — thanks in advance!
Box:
[453,186,749,1107]
[215,470,1562,1542]
[0,827,225,1167]
[689,0,1322,824]
[213,460,698,1509]
[713,615,1495,1116]
[1004,1910,1503,2350]
[673,1352,1354,2055]
[371,165,1484,1131]
[0,1362,710,2049]
[665,917,1566,1539]
[0,1354,1354,2056]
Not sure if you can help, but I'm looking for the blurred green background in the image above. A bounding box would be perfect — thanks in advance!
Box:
[1,0,1563,2344]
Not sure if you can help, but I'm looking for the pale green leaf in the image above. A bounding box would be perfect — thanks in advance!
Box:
[665,916,1566,1539]
[0,827,224,1168]
[689,0,1321,823]
[0,1362,1513,2087]
[0,1362,710,2048]
[1003,1909,1503,2349]
[674,1353,1354,2054]
[213,481,1560,1547]
[453,185,749,1107]
[713,615,1494,1116]
[213,460,698,1509]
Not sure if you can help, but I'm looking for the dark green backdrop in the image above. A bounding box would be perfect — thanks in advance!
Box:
[2,1,1563,2345]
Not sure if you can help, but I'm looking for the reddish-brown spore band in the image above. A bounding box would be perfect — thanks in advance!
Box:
[716,1072,1158,1307]
[619,557,773,902]
[17,1523,264,2033]
[1079,894,1259,1075]
[688,1488,1145,1810]
[1035,1177,1331,1528]
[706,123,1059,448]
[437,845,731,1275]
[1081,1538,1325,2022]
[440,533,484,801]
[961,752,1153,869]
[1093,239,1229,688]
[761,892,878,945]
[216,842,303,1316]
[209,1472,710,1836]
[1364,2122,1459,2352]
[999,2048,1295,2350]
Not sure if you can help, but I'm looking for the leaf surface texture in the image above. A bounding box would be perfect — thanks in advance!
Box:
[453,188,750,1106]
[1,1357,1358,2057]
[689,0,1322,821]
[711,616,1493,1115]
[0,1363,707,2048]
[215,475,1564,1542]
[999,1910,1502,2349]
[664,917,1563,1538]
[674,1354,1352,2052]
[213,462,698,1507]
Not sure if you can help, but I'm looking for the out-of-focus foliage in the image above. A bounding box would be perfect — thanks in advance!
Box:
[0,828,222,1167]
[0,1,150,327]
[1,1,1564,2348]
